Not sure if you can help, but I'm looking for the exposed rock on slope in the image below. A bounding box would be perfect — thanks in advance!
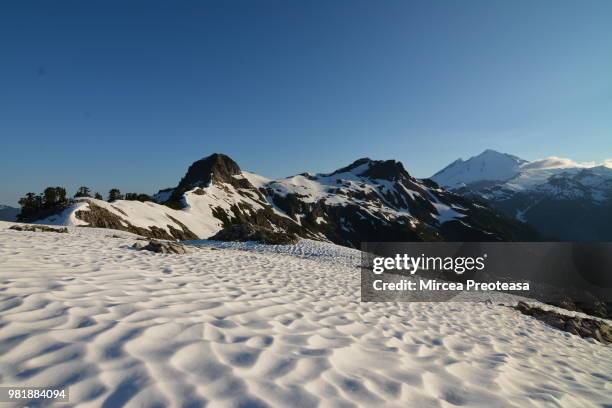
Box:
[9,224,68,233]
[210,224,298,245]
[515,302,612,344]
[133,240,190,254]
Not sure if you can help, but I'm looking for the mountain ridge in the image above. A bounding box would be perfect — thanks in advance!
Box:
[30,153,540,245]
[0,205,19,222]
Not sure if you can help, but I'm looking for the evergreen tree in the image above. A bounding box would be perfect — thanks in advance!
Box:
[18,192,39,219]
[17,187,69,221]
[55,187,67,204]
[43,187,58,206]
[94,192,103,200]
[74,186,91,198]
[108,188,123,202]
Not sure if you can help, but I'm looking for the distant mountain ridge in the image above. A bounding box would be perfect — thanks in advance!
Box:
[0,205,19,222]
[32,153,540,246]
[432,150,612,240]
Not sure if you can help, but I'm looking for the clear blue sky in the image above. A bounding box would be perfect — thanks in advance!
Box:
[1,0,611,206]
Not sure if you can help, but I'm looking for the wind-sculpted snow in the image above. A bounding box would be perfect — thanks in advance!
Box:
[0,222,610,407]
[187,238,362,269]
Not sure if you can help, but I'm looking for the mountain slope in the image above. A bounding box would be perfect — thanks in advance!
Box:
[433,150,612,240]
[34,153,540,245]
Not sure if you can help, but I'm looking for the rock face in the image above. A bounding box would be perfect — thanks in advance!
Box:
[9,224,68,233]
[176,153,245,191]
[133,240,189,254]
[515,301,612,344]
[548,297,610,320]
[210,224,298,245]
[164,153,264,209]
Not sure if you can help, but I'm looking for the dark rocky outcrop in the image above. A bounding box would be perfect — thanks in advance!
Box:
[547,297,610,319]
[9,224,68,233]
[210,224,298,245]
[133,240,189,254]
[168,153,256,205]
[515,301,612,344]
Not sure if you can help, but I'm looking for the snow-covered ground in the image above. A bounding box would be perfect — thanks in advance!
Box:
[0,222,610,407]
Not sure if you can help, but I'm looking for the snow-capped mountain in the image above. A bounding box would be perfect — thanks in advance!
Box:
[0,205,19,221]
[34,153,539,246]
[432,149,528,189]
[432,150,612,240]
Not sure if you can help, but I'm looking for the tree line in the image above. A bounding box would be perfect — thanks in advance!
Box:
[17,187,153,221]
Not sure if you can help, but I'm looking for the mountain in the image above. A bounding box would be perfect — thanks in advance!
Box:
[33,153,540,246]
[0,205,19,221]
[432,149,528,189]
[432,150,612,240]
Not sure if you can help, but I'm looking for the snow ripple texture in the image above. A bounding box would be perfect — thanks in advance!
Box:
[0,222,610,407]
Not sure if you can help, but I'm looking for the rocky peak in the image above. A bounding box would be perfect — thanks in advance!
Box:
[361,159,411,181]
[329,158,373,176]
[328,157,411,182]
[175,153,243,191]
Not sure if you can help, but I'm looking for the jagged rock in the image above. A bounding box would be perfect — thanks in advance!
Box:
[169,153,252,203]
[134,240,189,254]
[9,224,68,233]
[210,224,298,245]
[515,301,612,344]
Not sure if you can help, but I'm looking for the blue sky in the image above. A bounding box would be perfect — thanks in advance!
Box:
[1,0,611,206]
